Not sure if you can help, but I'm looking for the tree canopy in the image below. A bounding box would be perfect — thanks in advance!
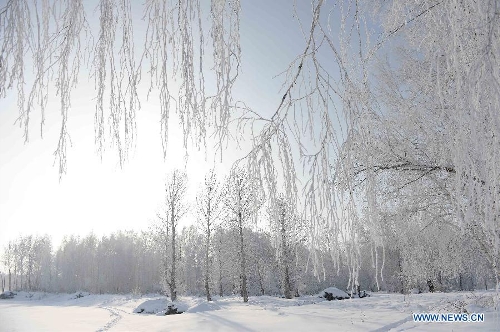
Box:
[1,0,499,287]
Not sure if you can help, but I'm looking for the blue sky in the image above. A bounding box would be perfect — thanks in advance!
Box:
[0,0,328,253]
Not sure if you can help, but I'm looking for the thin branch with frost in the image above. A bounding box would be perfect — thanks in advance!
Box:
[92,0,139,166]
[52,0,89,178]
[1,0,499,286]
[209,0,241,160]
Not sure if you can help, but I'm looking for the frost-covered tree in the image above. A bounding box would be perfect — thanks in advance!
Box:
[223,168,262,302]
[2,0,499,289]
[2,241,14,291]
[196,170,224,301]
[158,170,188,301]
[49,231,162,294]
[29,235,52,291]
[0,235,53,292]
[320,0,500,290]
[269,193,299,299]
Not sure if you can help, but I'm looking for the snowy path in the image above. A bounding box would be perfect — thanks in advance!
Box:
[96,306,122,332]
[0,291,497,331]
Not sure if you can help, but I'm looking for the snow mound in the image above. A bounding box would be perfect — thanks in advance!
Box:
[319,287,349,300]
[185,301,221,313]
[133,298,189,315]
[0,291,16,299]
[133,299,167,314]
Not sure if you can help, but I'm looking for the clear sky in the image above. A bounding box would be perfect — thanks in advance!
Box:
[0,1,318,254]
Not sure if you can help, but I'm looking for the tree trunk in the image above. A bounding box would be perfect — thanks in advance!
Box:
[427,279,435,293]
[281,213,292,299]
[163,233,169,293]
[283,265,292,299]
[205,219,212,301]
[238,211,248,303]
[257,264,265,295]
[19,258,23,291]
[28,264,32,291]
[14,263,16,291]
[8,268,11,292]
[398,257,404,294]
[170,212,177,301]
[217,232,224,297]
[218,246,223,297]
[219,271,223,297]
[205,263,211,301]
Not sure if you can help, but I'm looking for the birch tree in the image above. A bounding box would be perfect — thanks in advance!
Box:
[270,193,295,299]
[160,170,188,301]
[2,0,499,288]
[336,0,500,286]
[2,242,14,291]
[223,168,261,302]
[196,170,223,301]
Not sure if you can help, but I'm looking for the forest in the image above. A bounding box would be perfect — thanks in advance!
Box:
[1,0,499,309]
[1,168,495,300]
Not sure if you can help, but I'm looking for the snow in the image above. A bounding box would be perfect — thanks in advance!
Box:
[185,301,221,313]
[318,287,350,299]
[133,298,189,315]
[133,299,169,314]
[0,291,498,331]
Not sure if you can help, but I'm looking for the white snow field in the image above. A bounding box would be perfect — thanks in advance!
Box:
[0,291,498,331]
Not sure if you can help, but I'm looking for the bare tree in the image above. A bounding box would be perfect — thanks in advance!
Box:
[223,168,261,302]
[2,242,13,291]
[269,194,294,299]
[196,170,223,301]
[2,0,499,289]
[159,170,188,301]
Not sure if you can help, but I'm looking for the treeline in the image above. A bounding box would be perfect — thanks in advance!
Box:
[1,169,496,298]
[1,232,164,294]
[1,226,493,297]
[1,235,52,293]
[0,229,316,296]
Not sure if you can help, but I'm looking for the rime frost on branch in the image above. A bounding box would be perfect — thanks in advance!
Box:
[1,0,499,285]
[92,0,140,166]
[0,0,241,172]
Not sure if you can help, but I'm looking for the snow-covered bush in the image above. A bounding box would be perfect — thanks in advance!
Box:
[0,291,16,299]
[319,287,349,301]
[133,298,188,315]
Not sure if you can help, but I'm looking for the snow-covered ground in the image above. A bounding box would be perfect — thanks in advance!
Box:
[0,290,498,331]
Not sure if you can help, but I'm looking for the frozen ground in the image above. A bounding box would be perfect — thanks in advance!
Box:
[0,290,498,331]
